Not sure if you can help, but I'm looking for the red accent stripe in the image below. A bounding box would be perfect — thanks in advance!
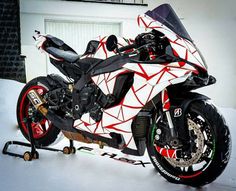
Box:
[120,106,125,121]
[172,48,179,57]
[185,49,188,60]
[163,101,170,111]
[131,86,145,106]
[137,15,140,27]
[155,146,176,159]
[107,70,129,82]
[97,36,108,58]
[135,64,165,81]
[98,78,105,86]
[124,136,133,147]
[178,61,186,67]
[104,74,111,94]
[134,84,147,93]
[138,64,149,79]
[147,21,154,27]
[122,104,142,109]
[169,39,186,48]
[105,73,111,81]
[146,86,154,103]
[94,122,100,133]
[156,70,166,84]
[105,125,131,134]
[166,70,178,78]
[149,26,161,29]
[140,17,148,28]
[165,65,196,72]
[179,171,203,179]
[103,111,122,122]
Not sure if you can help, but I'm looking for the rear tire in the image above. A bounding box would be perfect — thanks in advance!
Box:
[147,101,231,187]
[16,77,61,147]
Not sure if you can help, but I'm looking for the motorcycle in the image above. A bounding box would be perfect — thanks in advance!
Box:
[16,3,231,187]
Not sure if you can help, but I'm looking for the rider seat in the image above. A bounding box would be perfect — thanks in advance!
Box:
[45,35,103,73]
[46,47,80,63]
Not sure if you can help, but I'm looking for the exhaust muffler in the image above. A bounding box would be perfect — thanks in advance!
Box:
[27,89,73,131]
[27,90,48,116]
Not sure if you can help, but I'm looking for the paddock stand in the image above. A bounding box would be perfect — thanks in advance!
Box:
[2,112,76,161]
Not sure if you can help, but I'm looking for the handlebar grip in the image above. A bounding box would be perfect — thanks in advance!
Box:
[118,44,136,52]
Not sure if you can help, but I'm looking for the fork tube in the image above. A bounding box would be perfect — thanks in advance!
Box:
[161,89,177,137]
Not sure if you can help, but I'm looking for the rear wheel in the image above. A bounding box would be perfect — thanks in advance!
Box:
[147,101,231,187]
[17,77,61,147]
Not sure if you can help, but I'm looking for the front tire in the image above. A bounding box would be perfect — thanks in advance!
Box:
[147,101,231,187]
[16,77,61,147]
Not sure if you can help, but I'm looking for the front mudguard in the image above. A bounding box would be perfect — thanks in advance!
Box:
[168,92,210,141]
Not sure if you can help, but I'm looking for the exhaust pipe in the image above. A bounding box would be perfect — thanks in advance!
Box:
[27,90,48,116]
[27,89,74,131]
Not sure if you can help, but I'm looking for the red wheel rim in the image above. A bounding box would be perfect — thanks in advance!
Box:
[19,85,52,139]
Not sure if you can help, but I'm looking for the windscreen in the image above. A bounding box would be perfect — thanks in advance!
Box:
[145,4,193,42]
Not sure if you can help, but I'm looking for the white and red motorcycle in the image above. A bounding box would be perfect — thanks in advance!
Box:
[16,4,231,187]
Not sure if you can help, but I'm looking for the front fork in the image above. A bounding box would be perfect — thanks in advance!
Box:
[152,89,182,159]
[161,89,182,149]
[161,88,177,138]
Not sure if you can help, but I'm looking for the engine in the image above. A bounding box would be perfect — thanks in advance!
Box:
[46,87,72,116]
[72,73,134,122]
[72,83,100,121]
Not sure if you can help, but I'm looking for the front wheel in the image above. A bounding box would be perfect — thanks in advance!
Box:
[147,101,231,187]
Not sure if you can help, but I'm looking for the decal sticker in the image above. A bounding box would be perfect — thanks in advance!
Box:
[77,146,151,167]
[151,156,180,181]
[174,108,182,117]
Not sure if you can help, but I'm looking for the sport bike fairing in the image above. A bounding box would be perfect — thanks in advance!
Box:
[73,4,206,151]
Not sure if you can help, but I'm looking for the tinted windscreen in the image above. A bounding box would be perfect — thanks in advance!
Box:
[145,4,192,42]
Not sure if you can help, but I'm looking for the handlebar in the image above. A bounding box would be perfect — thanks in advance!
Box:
[118,43,136,52]
[117,32,157,53]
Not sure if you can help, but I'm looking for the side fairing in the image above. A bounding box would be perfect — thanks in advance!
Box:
[73,61,192,150]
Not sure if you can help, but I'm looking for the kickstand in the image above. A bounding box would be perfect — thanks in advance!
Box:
[2,112,76,161]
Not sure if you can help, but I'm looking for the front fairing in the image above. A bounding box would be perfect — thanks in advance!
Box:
[138,4,207,71]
